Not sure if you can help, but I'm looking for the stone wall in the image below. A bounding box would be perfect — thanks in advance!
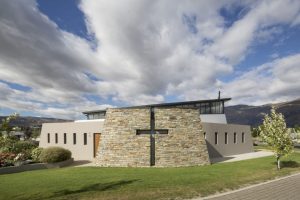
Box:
[95,108,150,167]
[95,107,210,167]
[155,108,210,167]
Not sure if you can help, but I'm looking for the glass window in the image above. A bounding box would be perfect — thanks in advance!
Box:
[234,132,237,144]
[84,133,87,145]
[64,133,67,144]
[55,133,58,144]
[242,132,245,143]
[215,132,218,144]
[225,132,228,144]
[73,133,76,145]
[47,133,50,143]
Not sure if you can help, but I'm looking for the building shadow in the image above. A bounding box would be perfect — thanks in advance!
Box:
[210,156,235,164]
[69,160,93,167]
[49,179,139,199]
[206,141,223,158]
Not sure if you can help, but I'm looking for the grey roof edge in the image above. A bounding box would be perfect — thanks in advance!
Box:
[82,98,231,114]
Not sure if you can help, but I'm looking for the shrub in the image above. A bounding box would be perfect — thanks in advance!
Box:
[0,152,16,167]
[13,141,37,154]
[31,147,43,162]
[0,136,18,153]
[39,147,71,163]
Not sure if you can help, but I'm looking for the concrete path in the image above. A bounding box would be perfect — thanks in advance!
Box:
[199,173,300,200]
[210,150,274,164]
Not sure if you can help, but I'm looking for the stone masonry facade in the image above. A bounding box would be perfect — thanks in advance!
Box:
[155,108,210,167]
[95,107,210,167]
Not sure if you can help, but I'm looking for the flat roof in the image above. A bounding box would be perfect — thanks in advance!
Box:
[82,98,231,114]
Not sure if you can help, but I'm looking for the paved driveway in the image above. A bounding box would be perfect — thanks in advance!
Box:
[201,173,300,200]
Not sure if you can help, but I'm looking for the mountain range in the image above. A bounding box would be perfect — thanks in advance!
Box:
[1,98,299,128]
[0,116,71,128]
[226,98,300,128]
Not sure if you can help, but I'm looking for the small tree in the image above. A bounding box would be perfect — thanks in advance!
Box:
[258,107,293,169]
[0,113,19,136]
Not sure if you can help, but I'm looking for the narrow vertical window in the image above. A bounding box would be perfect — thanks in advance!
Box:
[203,132,206,139]
[84,133,87,145]
[47,133,50,143]
[73,133,76,145]
[225,132,228,144]
[64,133,67,144]
[242,132,245,143]
[215,132,218,145]
[55,133,58,144]
[234,132,237,144]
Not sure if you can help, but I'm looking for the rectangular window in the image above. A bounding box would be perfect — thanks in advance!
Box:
[64,133,67,144]
[47,133,50,143]
[242,132,245,143]
[234,132,237,144]
[73,133,76,145]
[225,132,228,144]
[215,132,218,145]
[203,132,206,139]
[84,133,87,145]
[55,133,58,144]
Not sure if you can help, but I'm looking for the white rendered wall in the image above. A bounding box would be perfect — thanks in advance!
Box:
[39,121,104,160]
[202,122,253,158]
[200,114,227,124]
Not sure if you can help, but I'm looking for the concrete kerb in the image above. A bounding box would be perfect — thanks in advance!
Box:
[192,172,300,200]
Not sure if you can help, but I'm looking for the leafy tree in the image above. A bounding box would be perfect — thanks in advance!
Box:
[0,113,19,136]
[251,127,260,138]
[258,107,293,169]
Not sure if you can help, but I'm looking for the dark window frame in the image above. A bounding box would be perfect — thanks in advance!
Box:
[55,133,58,144]
[215,132,218,145]
[242,132,245,143]
[73,133,76,145]
[84,133,87,145]
[225,132,228,144]
[234,132,237,144]
[47,133,50,143]
[64,133,67,144]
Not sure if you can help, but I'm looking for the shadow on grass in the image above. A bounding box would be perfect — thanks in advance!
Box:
[49,179,139,199]
[272,161,300,168]
[281,161,300,168]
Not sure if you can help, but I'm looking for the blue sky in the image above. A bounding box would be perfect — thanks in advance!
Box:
[0,0,300,119]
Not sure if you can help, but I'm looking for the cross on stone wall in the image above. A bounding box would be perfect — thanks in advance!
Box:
[135,107,169,166]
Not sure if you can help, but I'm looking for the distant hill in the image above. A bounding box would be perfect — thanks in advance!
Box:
[226,99,300,128]
[2,98,300,129]
[0,116,72,128]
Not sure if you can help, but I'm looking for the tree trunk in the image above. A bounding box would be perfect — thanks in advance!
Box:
[277,155,281,170]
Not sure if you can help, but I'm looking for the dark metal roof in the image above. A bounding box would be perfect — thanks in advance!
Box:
[82,109,107,114]
[82,98,231,114]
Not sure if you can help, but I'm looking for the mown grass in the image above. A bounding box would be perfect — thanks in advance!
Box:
[1,153,300,200]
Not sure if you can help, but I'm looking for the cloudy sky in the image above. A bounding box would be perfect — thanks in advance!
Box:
[0,0,300,119]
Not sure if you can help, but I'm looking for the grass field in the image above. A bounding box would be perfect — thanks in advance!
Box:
[1,152,300,200]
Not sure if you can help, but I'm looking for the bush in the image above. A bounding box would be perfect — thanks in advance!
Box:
[31,147,43,162]
[0,136,37,157]
[39,147,71,163]
[0,136,18,153]
[0,152,16,167]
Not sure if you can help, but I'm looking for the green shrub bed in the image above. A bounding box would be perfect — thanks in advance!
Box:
[39,147,71,163]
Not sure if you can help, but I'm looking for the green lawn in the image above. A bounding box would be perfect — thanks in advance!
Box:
[1,153,300,200]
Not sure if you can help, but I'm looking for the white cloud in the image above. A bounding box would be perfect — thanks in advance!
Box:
[0,0,299,118]
[221,54,300,105]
